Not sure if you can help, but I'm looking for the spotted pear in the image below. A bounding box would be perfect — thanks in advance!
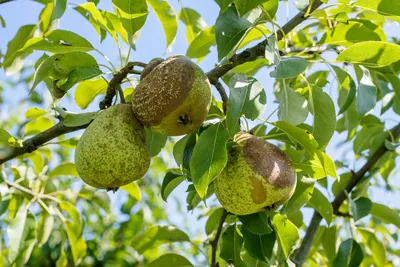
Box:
[75,104,150,190]
[214,133,296,215]
[132,55,212,136]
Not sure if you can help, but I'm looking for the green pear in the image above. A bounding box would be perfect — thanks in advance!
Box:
[214,133,296,215]
[132,55,212,136]
[75,104,150,190]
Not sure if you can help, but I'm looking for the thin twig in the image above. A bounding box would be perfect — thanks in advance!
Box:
[210,209,228,267]
[213,80,229,114]
[292,123,400,267]
[5,179,60,202]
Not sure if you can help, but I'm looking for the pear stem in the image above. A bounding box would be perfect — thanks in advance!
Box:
[210,208,228,267]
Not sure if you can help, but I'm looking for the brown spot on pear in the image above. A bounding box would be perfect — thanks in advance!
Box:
[132,55,212,136]
[214,132,296,215]
[74,104,150,190]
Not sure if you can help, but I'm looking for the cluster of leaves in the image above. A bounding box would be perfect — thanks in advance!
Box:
[1,0,400,266]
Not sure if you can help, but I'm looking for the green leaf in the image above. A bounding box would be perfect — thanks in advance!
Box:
[7,201,27,264]
[25,117,54,136]
[270,56,308,79]
[3,25,36,72]
[358,228,386,266]
[370,202,400,228]
[25,108,47,119]
[51,0,67,21]
[242,228,275,262]
[147,0,178,52]
[0,15,5,28]
[350,197,372,221]
[332,66,357,114]
[62,111,98,127]
[161,171,186,202]
[178,7,207,43]
[32,52,99,92]
[145,128,168,157]
[13,212,37,266]
[333,239,364,267]
[227,74,267,136]
[149,254,193,267]
[56,243,68,267]
[308,86,336,148]
[215,6,252,61]
[173,134,192,167]
[283,175,315,216]
[271,121,319,155]
[321,226,338,264]
[308,188,333,225]
[239,212,273,235]
[37,211,54,247]
[58,67,103,91]
[234,0,274,16]
[0,129,13,147]
[132,226,190,254]
[112,0,149,18]
[272,214,299,260]
[336,41,400,68]
[356,66,377,118]
[299,151,337,179]
[220,225,246,267]
[205,208,224,235]
[275,83,308,126]
[20,30,94,53]
[319,21,382,46]
[214,0,234,12]
[121,182,142,201]
[75,78,108,109]
[190,123,230,198]
[186,26,216,60]
[353,125,384,155]
[50,162,78,177]
[355,0,400,17]
[113,0,148,43]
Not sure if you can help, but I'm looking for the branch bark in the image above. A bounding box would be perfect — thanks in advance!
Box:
[210,209,228,267]
[292,123,400,267]
[0,1,324,165]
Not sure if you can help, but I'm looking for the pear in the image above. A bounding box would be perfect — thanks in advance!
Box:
[140,57,165,81]
[75,104,150,190]
[214,133,296,215]
[132,55,212,136]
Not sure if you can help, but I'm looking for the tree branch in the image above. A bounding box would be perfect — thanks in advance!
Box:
[210,209,228,267]
[0,1,324,165]
[99,61,147,109]
[292,123,400,267]
[0,122,89,165]
[212,80,228,114]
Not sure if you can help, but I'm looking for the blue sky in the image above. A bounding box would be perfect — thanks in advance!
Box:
[1,0,400,247]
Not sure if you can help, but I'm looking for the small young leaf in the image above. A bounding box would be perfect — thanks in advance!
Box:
[227,74,267,136]
[161,171,186,202]
[190,123,230,198]
[25,108,47,120]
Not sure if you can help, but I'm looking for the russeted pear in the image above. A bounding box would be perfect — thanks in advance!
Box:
[132,55,212,136]
[75,104,150,190]
[214,133,296,215]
